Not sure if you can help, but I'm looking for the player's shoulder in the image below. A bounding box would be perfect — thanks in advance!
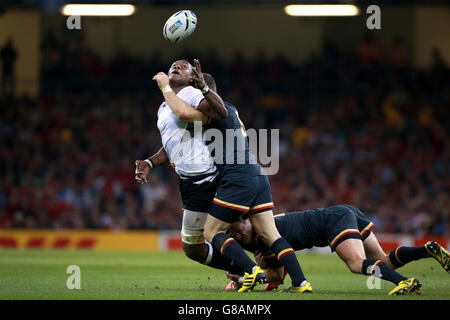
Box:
[177,86,204,107]
[177,85,202,98]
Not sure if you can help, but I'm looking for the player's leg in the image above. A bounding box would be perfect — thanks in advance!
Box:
[353,205,449,273]
[181,209,243,273]
[204,213,261,292]
[362,232,443,271]
[249,174,311,293]
[335,238,367,273]
[388,242,449,273]
[362,232,393,267]
[335,238,421,295]
[181,209,209,262]
[329,206,420,295]
[350,206,395,268]
[250,210,311,293]
[207,176,270,293]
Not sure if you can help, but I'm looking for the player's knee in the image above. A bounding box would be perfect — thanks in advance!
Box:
[203,220,229,243]
[250,213,280,246]
[257,231,279,247]
[346,258,364,274]
[182,242,208,263]
[203,229,216,243]
[181,224,208,262]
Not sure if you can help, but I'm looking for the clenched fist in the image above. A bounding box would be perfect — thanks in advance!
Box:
[152,72,170,90]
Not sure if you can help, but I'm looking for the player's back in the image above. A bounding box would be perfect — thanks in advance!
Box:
[274,206,371,251]
[207,101,260,177]
[273,209,329,250]
[207,101,275,221]
[244,209,328,256]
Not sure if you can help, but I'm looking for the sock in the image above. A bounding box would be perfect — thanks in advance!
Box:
[362,258,407,285]
[203,241,244,275]
[211,232,256,274]
[270,237,306,287]
[389,246,430,268]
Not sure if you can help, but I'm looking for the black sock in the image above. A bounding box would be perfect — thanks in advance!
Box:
[270,237,306,287]
[211,233,255,274]
[389,246,430,268]
[362,258,407,285]
[205,242,244,275]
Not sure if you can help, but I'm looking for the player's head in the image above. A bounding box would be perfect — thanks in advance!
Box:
[202,72,217,92]
[228,217,253,245]
[168,59,193,85]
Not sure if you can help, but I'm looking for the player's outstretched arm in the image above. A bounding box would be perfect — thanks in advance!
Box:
[191,59,228,119]
[134,147,170,184]
[153,72,209,123]
[149,147,170,167]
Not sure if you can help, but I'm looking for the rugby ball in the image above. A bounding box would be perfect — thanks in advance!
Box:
[163,10,197,43]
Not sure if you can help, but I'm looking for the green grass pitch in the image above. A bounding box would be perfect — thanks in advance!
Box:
[0,250,449,300]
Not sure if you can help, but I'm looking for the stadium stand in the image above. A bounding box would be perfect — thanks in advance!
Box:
[0,33,448,236]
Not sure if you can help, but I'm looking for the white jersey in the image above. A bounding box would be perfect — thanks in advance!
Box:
[157,86,216,177]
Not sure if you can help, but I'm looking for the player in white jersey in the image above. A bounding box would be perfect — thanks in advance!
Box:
[135,59,241,274]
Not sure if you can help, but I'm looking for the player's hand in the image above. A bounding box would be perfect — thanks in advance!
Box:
[254,252,265,268]
[135,160,151,184]
[253,251,269,269]
[152,72,170,90]
[191,59,206,90]
[225,271,242,283]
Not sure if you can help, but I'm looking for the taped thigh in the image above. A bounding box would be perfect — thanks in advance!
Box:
[181,209,208,245]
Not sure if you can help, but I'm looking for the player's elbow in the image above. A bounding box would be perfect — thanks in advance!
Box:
[217,107,228,119]
[216,101,228,119]
[209,100,227,119]
[177,111,196,122]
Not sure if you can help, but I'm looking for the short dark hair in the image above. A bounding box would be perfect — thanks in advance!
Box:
[202,72,217,92]
[171,59,192,68]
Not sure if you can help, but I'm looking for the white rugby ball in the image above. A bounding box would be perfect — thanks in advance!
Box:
[163,10,197,43]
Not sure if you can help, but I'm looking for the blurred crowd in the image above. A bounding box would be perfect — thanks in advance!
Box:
[0,33,448,235]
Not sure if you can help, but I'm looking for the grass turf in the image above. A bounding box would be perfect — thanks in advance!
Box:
[0,250,448,300]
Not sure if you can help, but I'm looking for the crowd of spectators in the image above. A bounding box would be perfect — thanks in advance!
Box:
[0,33,448,236]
